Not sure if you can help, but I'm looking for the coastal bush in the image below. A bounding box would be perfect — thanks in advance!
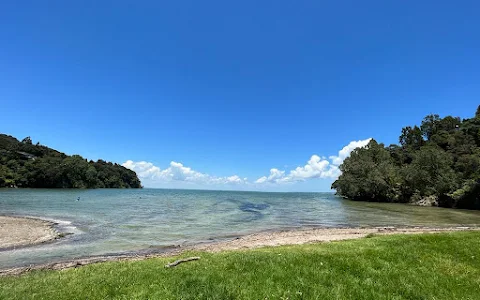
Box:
[333,105,480,209]
[0,134,141,188]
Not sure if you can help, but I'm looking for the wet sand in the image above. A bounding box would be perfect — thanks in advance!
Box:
[0,216,58,251]
[1,219,478,276]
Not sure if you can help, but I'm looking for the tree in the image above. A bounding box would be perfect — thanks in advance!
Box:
[420,114,441,141]
[332,105,480,210]
[401,145,457,197]
[0,165,15,187]
[387,144,408,166]
[399,126,424,150]
[0,133,142,189]
[437,116,461,132]
[21,136,32,145]
[332,140,400,202]
[462,116,480,147]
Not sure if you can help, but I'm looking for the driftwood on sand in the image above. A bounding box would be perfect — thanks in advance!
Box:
[165,257,201,268]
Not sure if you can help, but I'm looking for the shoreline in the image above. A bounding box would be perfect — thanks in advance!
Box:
[0,215,478,276]
[191,225,480,252]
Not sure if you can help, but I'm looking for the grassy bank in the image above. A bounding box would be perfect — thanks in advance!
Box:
[1,232,480,299]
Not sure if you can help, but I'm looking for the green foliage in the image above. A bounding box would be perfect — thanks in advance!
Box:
[446,180,480,210]
[21,136,32,145]
[0,134,141,189]
[333,106,480,209]
[332,140,400,202]
[399,125,424,150]
[420,114,441,140]
[401,145,457,197]
[2,232,480,299]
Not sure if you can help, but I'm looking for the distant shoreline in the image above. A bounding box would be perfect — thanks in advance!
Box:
[1,216,479,276]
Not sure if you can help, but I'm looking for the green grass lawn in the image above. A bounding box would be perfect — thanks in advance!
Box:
[1,232,480,300]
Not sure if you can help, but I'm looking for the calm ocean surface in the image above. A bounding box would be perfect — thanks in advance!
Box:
[1,188,480,269]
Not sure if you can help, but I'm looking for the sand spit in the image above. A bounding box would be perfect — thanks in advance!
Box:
[0,216,60,251]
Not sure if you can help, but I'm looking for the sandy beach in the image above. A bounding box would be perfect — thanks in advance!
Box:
[1,216,478,276]
[194,226,480,252]
[0,216,58,251]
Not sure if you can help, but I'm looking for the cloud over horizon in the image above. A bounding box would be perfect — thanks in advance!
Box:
[253,138,372,185]
[123,138,372,190]
[122,160,247,188]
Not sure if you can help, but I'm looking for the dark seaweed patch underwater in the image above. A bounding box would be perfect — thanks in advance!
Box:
[239,202,270,221]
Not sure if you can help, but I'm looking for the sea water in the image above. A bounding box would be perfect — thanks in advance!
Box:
[1,188,480,269]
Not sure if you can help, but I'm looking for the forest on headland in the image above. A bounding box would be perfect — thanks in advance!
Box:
[333,105,480,210]
[0,134,142,188]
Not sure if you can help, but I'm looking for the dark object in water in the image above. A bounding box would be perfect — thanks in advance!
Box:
[77,197,80,201]
[239,202,270,221]
[239,202,269,212]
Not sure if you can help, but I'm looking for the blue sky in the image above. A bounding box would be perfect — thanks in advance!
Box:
[1,1,479,191]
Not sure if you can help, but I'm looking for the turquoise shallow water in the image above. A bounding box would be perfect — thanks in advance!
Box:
[1,188,480,269]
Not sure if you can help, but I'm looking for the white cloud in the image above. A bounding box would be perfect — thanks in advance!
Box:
[122,160,160,178]
[255,168,285,183]
[226,175,245,183]
[122,160,245,187]
[123,138,372,190]
[161,161,208,181]
[254,138,372,184]
[329,138,372,166]
[288,155,332,180]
